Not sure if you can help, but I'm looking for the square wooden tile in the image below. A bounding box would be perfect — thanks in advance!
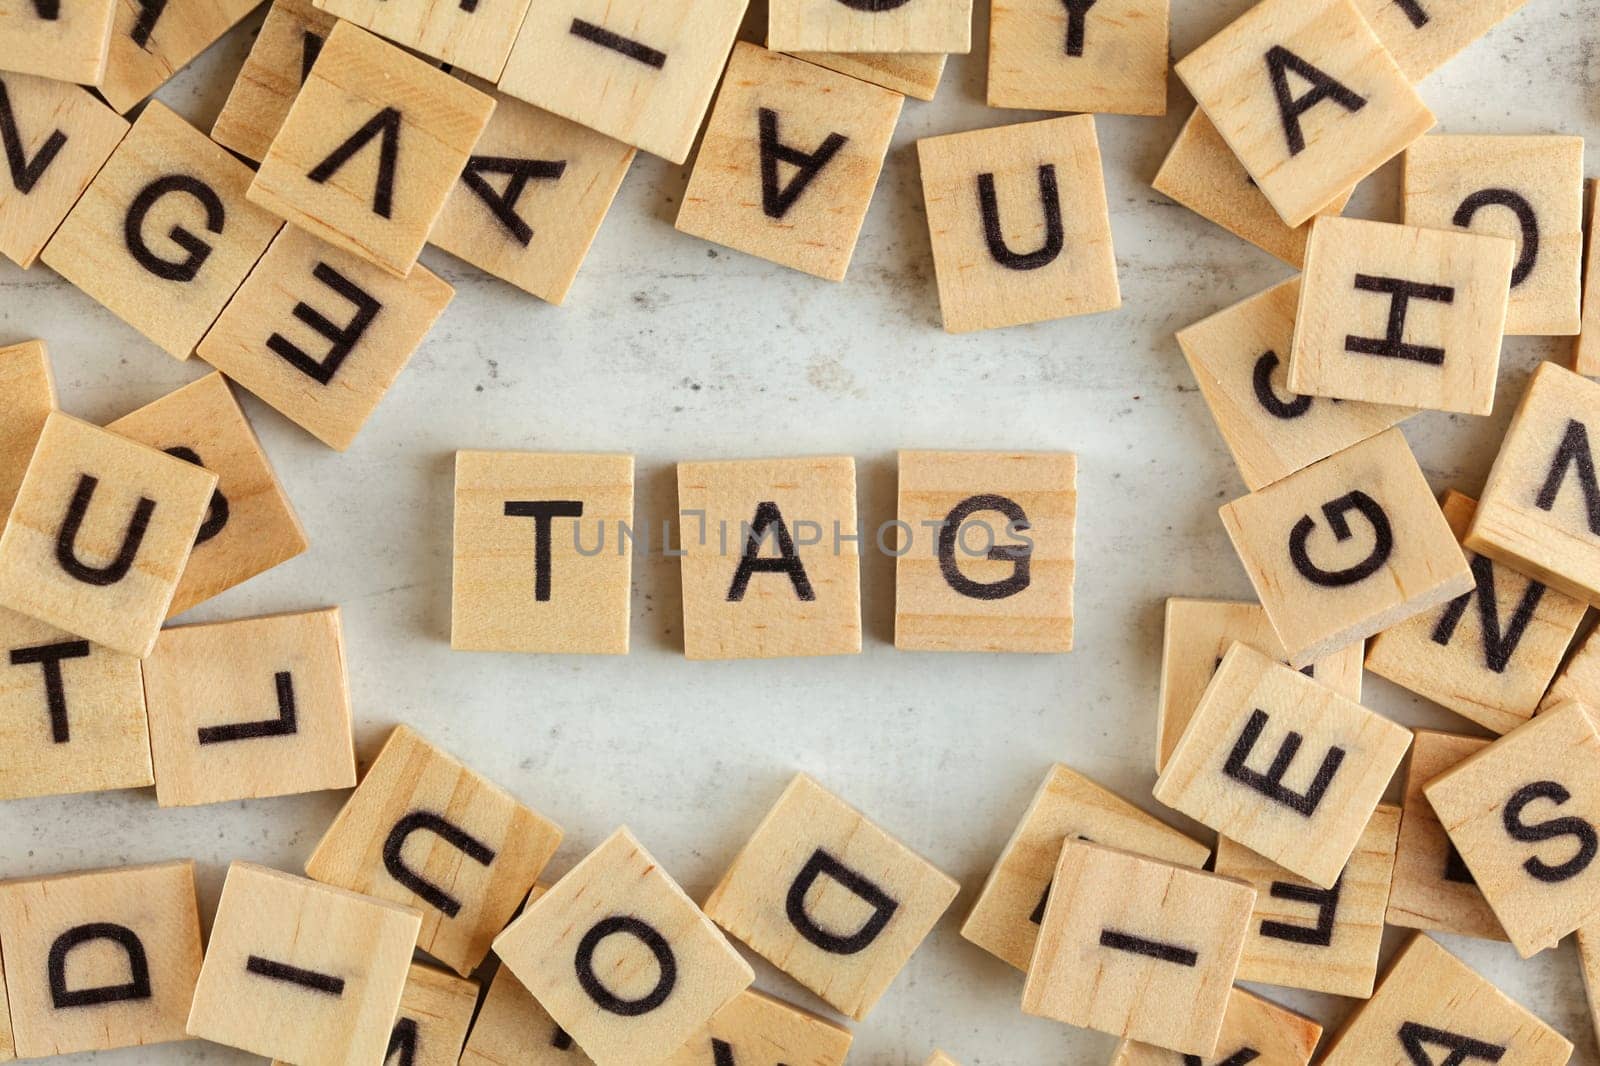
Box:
[1385,729,1507,941]
[141,607,356,807]
[1155,643,1412,888]
[496,0,746,164]
[197,224,454,451]
[1220,428,1473,665]
[1157,598,1364,773]
[0,411,216,657]
[1367,491,1585,735]
[430,78,634,306]
[1545,623,1600,711]
[460,956,596,1066]
[1110,986,1322,1066]
[97,0,259,113]
[1176,277,1411,492]
[1319,933,1571,1064]
[0,339,54,518]
[0,861,201,1059]
[894,450,1076,653]
[960,763,1209,972]
[210,0,339,163]
[0,0,117,82]
[186,862,422,1065]
[41,101,282,360]
[0,606,151,800]
[677,455,861,660]
[305,723,563,975]
[784,49,946,100]
[1153,108,1351,268]
[918,114,1119,333]
[314,0,533,81]
[1174,0,1433,229]
[1577,181,1600,376]
[451,451,634,654]
[1287,217,1515,415]
[663,989,853,1066]
[107,372,308,618]
[0,74,127,269]
[273,962,478,1066]
[248,22,495,277]
[1353,0,1532,82]
[1403,135,1582,337]
[493,827,754,1065]
[1215,804,1400,998]
[1021,841,1255,1057]
[768,0,968,54]
[988,0,1166,115]
[1467,360,1600,603]
[1425,701,1600,957]
[675,44,902,283]
[704,773,959,1020]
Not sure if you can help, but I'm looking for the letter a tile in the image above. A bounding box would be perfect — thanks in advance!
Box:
[493,828,754,1066]
[988,0,1167,116]
[0,0,118,83]
[1319,934,1571,1065]
[186,862,422,1065]
[1110,986,1322,1066]
[663,989,853,1066]
[1154,643,1411,888]
[210,0,340,164]
[460,945,597,1066]
[917,115,1119,333]
[703,773,960,1021]
[1175,0,1433,229]
[0,412,217,657]
[0,339,54,519]
[305,724,563,975]
[0,861,202,1059]
[249,22,495,278]
[676,44,902,282]
[1021,841,1255,1057]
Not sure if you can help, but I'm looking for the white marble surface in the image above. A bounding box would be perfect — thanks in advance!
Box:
[3,0,1599,1062]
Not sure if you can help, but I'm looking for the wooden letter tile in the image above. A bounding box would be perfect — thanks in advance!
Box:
[1110,986,1322,1066]
[703,773,959,1020]
[249,22,495,277]
[917,114,1119,333]
[1174,0,1433,229]
[0,0,117,83]
[451,451,634,654]
[97,0,259,113]
[306,723,563,975]
[1424,701,1600,957]
[1403,134,1582,337]
[1214,804,1400,998]
[1287,217,1514,415]
[0,607,151,800]
[1155,643,1412,888]
[496,0,746,164]
[768,0,968,54]
[0,861,202,1059]
[663,989,853,1066]
[1366,491,1584,735]
[1175,277,1410,492]
[1021,841,1255,1056]
[460,954,596,1066]
[274,962,478,1066]
[0,339,54,519]
[141,607,356,807]
[960,763,1209,971]
[197,224,454,451]
[988,0,1166,115]
[430,78,634,306]
[493,827,754,1065]
[186,862,422,1065]
[1153,108,1351,268]
[1385,729,1507,941]
[210,0,340,163]
[1157,599,1363,773]
[1353,0,1532,82]
[676,44,901,283]
[1219,428,1472,665]
[1577,181,1600,376]
[0,411,216,657]
[1319,933,1571,1065]
[41,102,283,360]
[107,372,308,618]
[677,456,861,660]
[1466,360,1600,602]
[0,74,127,269]
[894,450,1076,653]
[783,50,946,101]
[314,0,533,81]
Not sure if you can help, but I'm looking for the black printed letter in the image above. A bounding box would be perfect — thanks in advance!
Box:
[1502,780,1598,884]
[308,107,401,218]
[1288,490,1393,588]
[1430,554,1544,673]
[786,849,899,955]
[1264,46,1367,157]
[1259,874,1341,946]
[1398,1022,1506,1066]
[1454,188,1538,287]
[459,156,566,246]
[382,811,496,917]
[976,164,1063,271]
[1224,708,1346,817]
[1099,929,1198,966]
[49,924,152,1008]
[568,19,666,67]
[0,78,67,194]
[1062,0,1096,56]
[937,494,1031,599]
[56,474,154,587]
[1253,351,1313,420]
[123,174,226,282]
[1393,0,1430,28]
[266,262,382,384]
[504,501,584,601]
[1345,274,1456,365]
[728,501,814,602]
[196,671,298,744]
[128,0,169,48]
[164,445,229,546]
[385,1017,418,1066]
[1535,419,1600,534]
[9,639,90,743]
[246,955,345,995]
[574,916,676,1016]
[759,108,847,220]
